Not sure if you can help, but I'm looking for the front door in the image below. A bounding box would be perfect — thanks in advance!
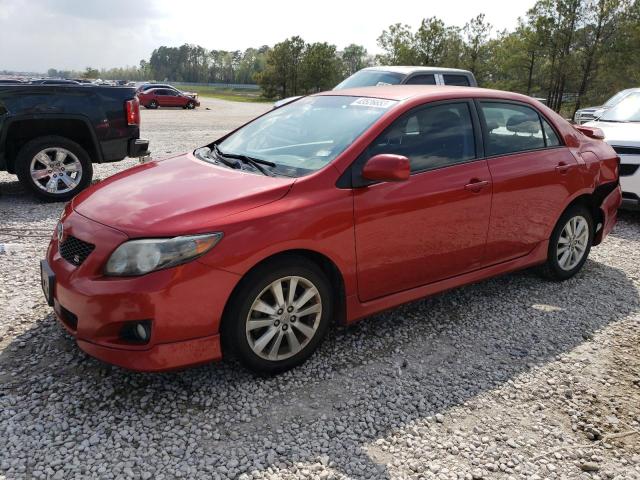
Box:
[353,101,493,302]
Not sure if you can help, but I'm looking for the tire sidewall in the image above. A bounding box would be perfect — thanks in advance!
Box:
[223,258,333,374]
[15,136,93,202]
[546,205,594,280]
[149,100,158,109]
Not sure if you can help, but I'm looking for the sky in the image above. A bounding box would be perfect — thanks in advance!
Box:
[0,0,534,73]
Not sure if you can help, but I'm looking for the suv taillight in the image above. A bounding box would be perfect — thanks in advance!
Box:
[126,98,140,126]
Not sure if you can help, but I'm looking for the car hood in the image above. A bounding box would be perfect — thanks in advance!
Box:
[586,120,640,147]
[72,153,295,237]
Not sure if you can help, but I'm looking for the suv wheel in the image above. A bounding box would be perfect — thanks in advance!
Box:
[223,257,333,374]
[538,204,594,280]
[15,136,93,202]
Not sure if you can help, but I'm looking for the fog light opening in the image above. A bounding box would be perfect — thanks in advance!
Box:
[120,320,152,344]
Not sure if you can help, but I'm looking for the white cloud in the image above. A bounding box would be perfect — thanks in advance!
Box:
[0,0,533,72]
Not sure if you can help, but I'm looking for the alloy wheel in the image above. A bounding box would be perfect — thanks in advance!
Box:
[29,148,82,194]
[245,276,322,361]
[557,215,589,271]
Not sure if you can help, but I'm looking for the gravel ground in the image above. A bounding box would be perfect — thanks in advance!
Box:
[1,97,639,480]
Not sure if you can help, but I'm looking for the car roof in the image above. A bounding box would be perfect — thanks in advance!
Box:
[314,85,538,104]
[360,66,473,75]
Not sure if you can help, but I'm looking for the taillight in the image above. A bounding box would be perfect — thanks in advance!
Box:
[125,98,140,126]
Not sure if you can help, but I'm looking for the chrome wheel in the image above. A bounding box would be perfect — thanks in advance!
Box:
[557,215,589,271]
[245,276,322,361]
[29,148,82,194]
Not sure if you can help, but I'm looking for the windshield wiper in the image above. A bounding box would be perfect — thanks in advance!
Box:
[212,144,276,176]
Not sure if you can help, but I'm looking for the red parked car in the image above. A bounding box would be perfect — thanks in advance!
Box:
[41,86,621,374]
[137,87,200,109]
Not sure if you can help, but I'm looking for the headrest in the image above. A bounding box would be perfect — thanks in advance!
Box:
[506,114,539,134]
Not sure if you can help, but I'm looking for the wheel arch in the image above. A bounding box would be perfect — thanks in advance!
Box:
[2,116,100,173]
[220,248,348,336]
[561,182,617,246]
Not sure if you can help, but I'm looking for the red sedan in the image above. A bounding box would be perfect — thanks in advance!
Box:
[42,86,621,374]
[137,87,200,109]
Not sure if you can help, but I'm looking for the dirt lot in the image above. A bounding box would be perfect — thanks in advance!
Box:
[0,97,639,480]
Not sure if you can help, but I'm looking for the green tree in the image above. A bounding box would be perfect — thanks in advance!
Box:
[377,23,418,64]
[83,67,100,79]
[300,42,341,92]
[341,44,368,76]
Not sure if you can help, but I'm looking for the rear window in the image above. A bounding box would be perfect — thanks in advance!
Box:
[334,70,404,90]
[443,74,471,86]
[404,74,436,85]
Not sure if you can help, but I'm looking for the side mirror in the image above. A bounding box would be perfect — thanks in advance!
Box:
[362,154,410,183]
[575,125,605,140]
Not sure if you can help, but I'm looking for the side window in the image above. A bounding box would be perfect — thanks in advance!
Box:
[443,74,471,86]
[368,102,476,173]
[480,102,545,156]
[404,74,436,85]
[542,118,561,147]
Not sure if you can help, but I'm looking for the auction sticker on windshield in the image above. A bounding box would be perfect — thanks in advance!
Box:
[350,98,396,109]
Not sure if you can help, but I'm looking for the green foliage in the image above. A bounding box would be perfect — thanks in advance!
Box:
[83,67,100,79]
[256,37,369,99]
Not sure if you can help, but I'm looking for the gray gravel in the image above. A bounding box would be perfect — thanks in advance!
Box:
[1,97,640,480]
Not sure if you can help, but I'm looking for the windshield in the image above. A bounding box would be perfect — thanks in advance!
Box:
[599,92,640,122]
[603,89,632,107]
[334,70,404,90]
[213,96,397,177]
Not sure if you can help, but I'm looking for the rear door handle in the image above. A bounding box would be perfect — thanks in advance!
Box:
[464,180,490,192]
[556,162,570,174]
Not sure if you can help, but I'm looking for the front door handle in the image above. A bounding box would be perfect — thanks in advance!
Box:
[556,162,570,174]
[464,180,490,192]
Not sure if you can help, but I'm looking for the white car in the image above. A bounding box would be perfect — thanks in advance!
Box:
[587,91,640,210]
[575,88,639,124]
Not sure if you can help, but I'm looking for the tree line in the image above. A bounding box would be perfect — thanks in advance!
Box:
[45,0,639,114]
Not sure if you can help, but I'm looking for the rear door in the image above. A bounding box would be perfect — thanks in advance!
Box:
[155,89,171,106]
[477,100,582,264]
[352,100,492,301]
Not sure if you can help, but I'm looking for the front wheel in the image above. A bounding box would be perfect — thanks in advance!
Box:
[186,101,196,109]
[538,204,594,280]
[222,257,333,374]
[15,136,93,202]
[148,100,158,109]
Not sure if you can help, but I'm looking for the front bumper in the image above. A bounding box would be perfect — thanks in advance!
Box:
[45,210,240,372]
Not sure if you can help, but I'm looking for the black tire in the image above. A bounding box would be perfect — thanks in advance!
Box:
[222,256,333,374]
[148,100,158,109]
[186,101,196,109]
[15,135,93,202]
[537,203,594,281]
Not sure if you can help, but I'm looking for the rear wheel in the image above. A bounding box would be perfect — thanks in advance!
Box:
[538,204,593,280]
[222,257,332,374]
[15,136,93,202]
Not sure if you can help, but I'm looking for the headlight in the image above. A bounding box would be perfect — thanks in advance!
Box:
[104,233,223,276]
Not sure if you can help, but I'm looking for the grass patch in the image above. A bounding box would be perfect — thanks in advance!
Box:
[173,84,272,103]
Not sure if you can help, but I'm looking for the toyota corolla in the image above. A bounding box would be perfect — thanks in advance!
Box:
[42,86,621,374]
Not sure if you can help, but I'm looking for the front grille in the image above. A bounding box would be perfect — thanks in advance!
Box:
[620,164,640,176]
[612,145,640,155]
[60,236,95,266]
